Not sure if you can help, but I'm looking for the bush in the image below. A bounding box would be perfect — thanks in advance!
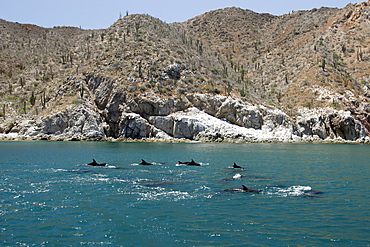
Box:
[206,87,221,94]
[72,98,83,104]
[302,101,313,108]
[177,88,187,95]
[186,78,194,83]
[239,89,249,97]
[331,101,340,109]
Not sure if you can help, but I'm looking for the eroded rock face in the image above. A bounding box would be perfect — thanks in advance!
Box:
[43,112,69,135]
[7,93,369,143]
[295,108,367,141]
[216,99,263,129]
[127,95,190,116]
[329,113,365,140]
[18,103,105,140]
[186,93,226,115]
[87,76,116,110]
[148,113,206,139]
[114,113,161,139]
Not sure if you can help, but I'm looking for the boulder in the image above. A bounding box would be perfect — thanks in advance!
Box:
[128,94,190,116]
[115,113,170,139]
[165,63,185,79]
[329,113,364,140]
[87,75,116,110]
[296,108,367,141]
[19,103,105,140]
[216,99,263,129]
[186,93,226,115]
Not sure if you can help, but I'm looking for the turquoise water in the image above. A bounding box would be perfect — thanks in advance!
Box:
[1,141,369,246]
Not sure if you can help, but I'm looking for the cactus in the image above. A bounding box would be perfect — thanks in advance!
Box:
[321,59,326,71]
[41,91,46,109]
[23,100,27,114]
[1,104,5,118]
[80,86,84,98]
[29,92,36,106]
[19,77,25,88]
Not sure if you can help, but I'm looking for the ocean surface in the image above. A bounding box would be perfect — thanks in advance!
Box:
[1,141,369,246]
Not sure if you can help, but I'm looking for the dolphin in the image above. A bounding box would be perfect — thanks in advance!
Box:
[87,159,107,166]
[225,185,261,193]
[139,159,153,165]
[303,189,325,197]
[187,159,201,166]
[178,159,201,166]
[241,185,261,193]
[233,163,244,169]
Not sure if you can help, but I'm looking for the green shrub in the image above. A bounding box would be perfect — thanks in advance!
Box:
[206,87,220,94]
[72,98,83,104]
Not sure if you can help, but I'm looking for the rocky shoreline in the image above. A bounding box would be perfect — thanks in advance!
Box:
[1,94,369,144]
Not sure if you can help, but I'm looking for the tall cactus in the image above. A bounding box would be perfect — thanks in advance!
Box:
[29,91,36,106]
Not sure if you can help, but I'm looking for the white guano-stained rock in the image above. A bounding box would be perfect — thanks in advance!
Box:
[150,107,299,142]
[19,103,106,140]
[3,93,369,143]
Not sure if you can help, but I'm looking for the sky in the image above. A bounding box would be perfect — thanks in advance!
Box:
[0,0,357,30]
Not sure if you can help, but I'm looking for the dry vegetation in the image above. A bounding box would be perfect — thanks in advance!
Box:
[0,2,369,126]
[185,4,370,112]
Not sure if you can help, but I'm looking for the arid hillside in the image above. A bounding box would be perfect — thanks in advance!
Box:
[185,3,370,119]
[0,1,369,141]
[0,14,241,114]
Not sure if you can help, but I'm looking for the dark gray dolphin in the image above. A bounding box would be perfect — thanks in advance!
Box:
[87,159,107,166]
[225,185,261,193]
[178,159,201,166]
[303,190,325,197]
[241,185,261,193]
[139,159,153,165]
[233,163,244,169]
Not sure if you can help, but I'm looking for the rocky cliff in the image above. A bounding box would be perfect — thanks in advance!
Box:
[0,2,369,143]
[2,76,368,143]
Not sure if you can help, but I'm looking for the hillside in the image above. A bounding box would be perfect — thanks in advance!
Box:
[0,1,369,142]
[185,4,370,122]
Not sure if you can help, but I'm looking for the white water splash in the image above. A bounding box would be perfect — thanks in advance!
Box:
[137,189,194,201]
[233,174,243,179]
[265,185,312,197]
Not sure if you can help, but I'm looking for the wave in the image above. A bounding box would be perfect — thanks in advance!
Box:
[264,185,313,197]
[137,188,193,201]
[134,184,213,201]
